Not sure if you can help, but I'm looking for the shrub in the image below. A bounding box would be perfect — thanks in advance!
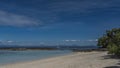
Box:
[98,28,120,56]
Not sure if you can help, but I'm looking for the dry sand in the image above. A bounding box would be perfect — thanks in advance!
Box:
[0,51,119,68]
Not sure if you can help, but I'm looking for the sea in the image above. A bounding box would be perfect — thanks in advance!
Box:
[0,50,72,65]
[0,45,98,65]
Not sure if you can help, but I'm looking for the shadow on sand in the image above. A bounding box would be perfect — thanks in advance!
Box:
[102,54,120,68]
[101,54,120,59]
[104,66,120,68]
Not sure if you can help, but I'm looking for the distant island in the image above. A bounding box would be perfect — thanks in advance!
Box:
[0,45,100,51]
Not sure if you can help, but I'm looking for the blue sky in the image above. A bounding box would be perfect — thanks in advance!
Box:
[0,0,120,45]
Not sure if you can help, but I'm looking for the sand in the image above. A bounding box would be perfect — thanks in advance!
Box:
[0,51,119,68]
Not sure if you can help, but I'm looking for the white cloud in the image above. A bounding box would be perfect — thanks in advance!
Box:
[87,39,98,42]
[71,40,78,42]
[7,40,14,43]
[64,39,98,42]
[0,10,41,27]
[64,40,80,42]
[64,40,70,42]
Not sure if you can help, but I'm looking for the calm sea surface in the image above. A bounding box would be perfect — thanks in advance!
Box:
[0,50,72,65]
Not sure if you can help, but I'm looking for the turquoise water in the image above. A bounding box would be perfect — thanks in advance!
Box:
[0,50,72,65]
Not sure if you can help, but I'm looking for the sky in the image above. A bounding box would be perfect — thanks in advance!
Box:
[0,0,120,45]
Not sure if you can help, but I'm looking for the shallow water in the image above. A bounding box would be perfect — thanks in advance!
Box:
[0,50,72,65]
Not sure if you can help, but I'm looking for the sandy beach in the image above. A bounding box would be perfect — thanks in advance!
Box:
[0,51,119,68]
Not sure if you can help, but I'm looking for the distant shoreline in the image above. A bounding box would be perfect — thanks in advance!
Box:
[0,48,106,52]
[0,45,99,51]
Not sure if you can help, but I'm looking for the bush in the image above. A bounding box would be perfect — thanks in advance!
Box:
[98,28,120,56]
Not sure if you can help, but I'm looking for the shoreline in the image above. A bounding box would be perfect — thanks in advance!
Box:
[0,52,74,66]
[0,51,119,68]
[0,50,72,66]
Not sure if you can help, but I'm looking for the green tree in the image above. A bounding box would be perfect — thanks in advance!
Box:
[98,28,120,56]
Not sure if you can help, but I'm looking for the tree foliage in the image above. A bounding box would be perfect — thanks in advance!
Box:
[98,28,120,56]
